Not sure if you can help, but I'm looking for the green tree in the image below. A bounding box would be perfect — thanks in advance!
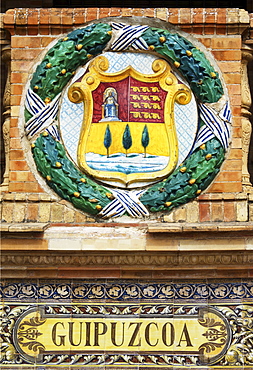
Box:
[141,124,150,158]
[104,124,112,158]
[122,124,132,157]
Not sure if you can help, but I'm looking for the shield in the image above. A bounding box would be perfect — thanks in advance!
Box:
[68,56,191,188]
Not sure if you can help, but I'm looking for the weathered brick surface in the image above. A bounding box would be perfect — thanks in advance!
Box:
[1,7,252,224]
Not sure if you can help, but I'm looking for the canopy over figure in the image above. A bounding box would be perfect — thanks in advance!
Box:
[100,87,122,122]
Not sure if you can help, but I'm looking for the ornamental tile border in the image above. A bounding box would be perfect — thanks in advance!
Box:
[1,281,253,301]
[1,280,253,367]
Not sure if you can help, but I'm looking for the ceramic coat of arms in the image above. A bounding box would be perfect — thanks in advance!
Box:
[24,21,231,218]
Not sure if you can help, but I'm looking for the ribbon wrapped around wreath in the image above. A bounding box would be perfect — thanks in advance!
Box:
[25,22,231,218]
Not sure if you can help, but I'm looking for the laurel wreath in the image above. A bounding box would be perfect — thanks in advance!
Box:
[27,23,225,216]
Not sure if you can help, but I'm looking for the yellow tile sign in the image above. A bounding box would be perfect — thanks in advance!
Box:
[14,304,230,366]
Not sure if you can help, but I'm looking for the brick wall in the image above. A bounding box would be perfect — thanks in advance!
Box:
[1,8,253,223]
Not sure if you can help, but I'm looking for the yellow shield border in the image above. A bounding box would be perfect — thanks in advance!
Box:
[68,56,192,187]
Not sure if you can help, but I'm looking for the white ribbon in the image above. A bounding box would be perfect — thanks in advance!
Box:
[111,23,149,51]
[193,101,231,151]
[25,88,60,140]
[100,189,149,218]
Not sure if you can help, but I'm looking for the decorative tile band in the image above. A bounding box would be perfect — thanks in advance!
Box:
[1,302,252,367]
[1,280,253,368]
[1,281,253,301]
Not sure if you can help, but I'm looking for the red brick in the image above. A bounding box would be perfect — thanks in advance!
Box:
[181,26,192,34]
[222,159,242,171]
[110,8,121,17]
[98,8,111,19]
[51,27,62,35]
[198,194,211,200]
[27,9,39,25]
[75,212,88,223]
[192,8,204,23]
[199,202,211,222]
[205,8,216,23]
[12,49,41,60]
[179,8,191,24]
[12,36,41,48]
[192,26,204,35]
[41,37,55,47]
[223,73,241,84]
[11,73,22,84]
[212,50,241,61]
[11,95,22,105]
[39,27,50,35]
[86,8,98,21]
[26,203,39,221]
[211,194,224,200]
[223,201,236,222]
[232,127,242,138]
[9,150,25,161]
[49,9,62,24]
[215,171,241,182]
[121,8,132,17]
[232,117,241,126]
[62,8,73,25]
[8,182,42,193]
[62,26,72,33]
[208,182,242,193]
[227,148,242,159]
[227,84,241,95]
[132,8,144,17]
[11,85,23,95]
[211,201,224,222]
[217,8,227,24]
[9,161,29,171]
[143,8,155,18]
[197,38,211,48]
[11,72,28,84]
[9,127,20,137]
[15,27,27,36]
[231,106,241,117]
[73,9,86,24]
[216,26,227,35]
[12,60,33,72]
[218,61,241,73]
[4,9,15,25]
[204,26,215,35]
[27,27,39,36]
[10,119,19,129]
[168,8,179,24]
[227,26,239,35]
[10,138,22,150]
[39,9,50,24]
[230,95,241,106]
[211,36,241,50]
[10,171,32,181]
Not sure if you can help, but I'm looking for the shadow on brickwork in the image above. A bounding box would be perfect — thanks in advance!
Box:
[0,37,8,184]
[249,59,253,185]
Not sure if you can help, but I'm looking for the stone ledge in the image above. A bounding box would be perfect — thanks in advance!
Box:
[1,222,252,234]
[0,193,56,202]
[148,222,253,233]
[1,222,50,232]
[1,250,253,279]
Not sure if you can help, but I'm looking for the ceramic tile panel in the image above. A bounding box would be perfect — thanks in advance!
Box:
[1,279,253,368]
